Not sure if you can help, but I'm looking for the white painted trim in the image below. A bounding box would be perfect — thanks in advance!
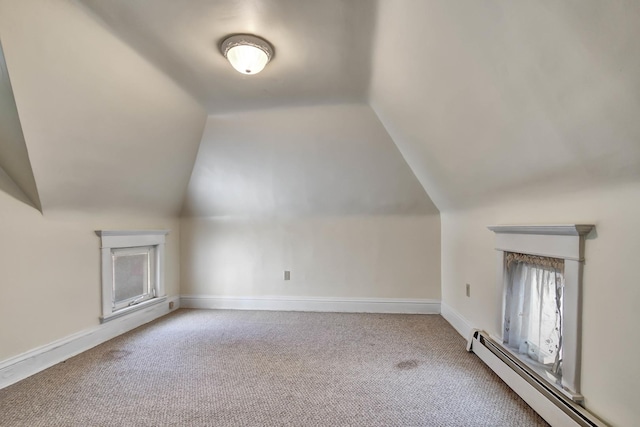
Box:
[96,231,168,249]
[487,225,594,236]
[470,333,607,427]
[0,296,179,390]
[414,303,607,425]
[100,296,167,323]
[489,224,595,396]
[180,295,440,314]
[96,229,168,320]
[440,302,473,339]
[95,230,170,237]
[493,234,585,261]
[472,338,582,427]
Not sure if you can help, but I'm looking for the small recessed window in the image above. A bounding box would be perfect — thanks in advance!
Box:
[503,253,564,383]
[112,246,155,310]
[96,230,169,322]
[489,224,594,399]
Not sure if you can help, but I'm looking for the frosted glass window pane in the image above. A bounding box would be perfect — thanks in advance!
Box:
[113,253,149,304]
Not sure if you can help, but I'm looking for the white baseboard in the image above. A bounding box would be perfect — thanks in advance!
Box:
[0,295,179,390]
[180,295,440,314]
[440,302,474,339]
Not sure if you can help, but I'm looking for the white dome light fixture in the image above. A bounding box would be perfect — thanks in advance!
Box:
[221,34,274,75]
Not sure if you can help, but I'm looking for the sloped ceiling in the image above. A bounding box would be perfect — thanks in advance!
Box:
[183,104,437,217]
[2,0,638,216]
[78,0,376,114]
[76,0,640,214]
[370,0,640,210]
[0,41,40,211]
[0,0,207,216]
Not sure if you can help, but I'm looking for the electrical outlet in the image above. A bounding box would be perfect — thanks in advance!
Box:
[169,301,175,310]
[284,270,291,280]
[465,283,471,297]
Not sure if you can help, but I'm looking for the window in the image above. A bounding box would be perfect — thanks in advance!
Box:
[95,230,169,322]
[489,224,594,401]
[112,246,155,310]
[503,253,564,384]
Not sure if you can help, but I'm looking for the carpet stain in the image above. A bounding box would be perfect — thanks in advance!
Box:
[396,359,419,370]
[103,350,131,360]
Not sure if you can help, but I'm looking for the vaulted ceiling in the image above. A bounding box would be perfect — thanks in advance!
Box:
[79,0,376,113]
[183,104,436,217]
[0,0,206,216]
[1,0,639,217]
[0,41,40,210]
[370,1,640,210]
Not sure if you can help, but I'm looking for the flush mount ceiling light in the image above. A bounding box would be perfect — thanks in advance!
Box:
[221,34,274,75]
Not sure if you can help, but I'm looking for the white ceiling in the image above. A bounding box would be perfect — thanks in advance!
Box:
[78,0,376,114]
[0,41,40,210]
[77,0,640,213]
[1,0,207,215]
[2,0,639,216]
[370,0,640,210]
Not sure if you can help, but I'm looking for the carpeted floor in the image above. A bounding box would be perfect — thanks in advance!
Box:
[0,309,549,426]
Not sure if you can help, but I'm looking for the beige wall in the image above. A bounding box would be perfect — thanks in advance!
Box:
[0,192,181,362]
[441,182,640,426]
[181,104,441,301]
[183,105,437,218]
[181,215,440,300]
[5,1,636,424]
[0,0,202,362]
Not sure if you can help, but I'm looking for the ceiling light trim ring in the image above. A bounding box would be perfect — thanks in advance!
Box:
[221,34,274,62]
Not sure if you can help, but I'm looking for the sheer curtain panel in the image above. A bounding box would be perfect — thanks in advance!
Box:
[504,253,564,378]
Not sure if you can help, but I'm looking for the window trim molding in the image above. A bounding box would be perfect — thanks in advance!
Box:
[95,230,170,323]
[488,224,594,399]
[99,296,167,323]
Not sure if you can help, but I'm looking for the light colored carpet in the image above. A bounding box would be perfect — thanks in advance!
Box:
[0,309,548,426]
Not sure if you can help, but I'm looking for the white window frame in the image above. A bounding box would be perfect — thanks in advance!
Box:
[111,246,155,310]
[488,224,594,400]
[95,230,169,323]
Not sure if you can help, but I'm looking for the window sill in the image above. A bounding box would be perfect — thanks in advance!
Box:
[501,335,584,403]
[100,296,167,324]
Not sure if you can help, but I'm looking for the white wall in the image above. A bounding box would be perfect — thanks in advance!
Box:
[182,215,439,299]
[0,0,204,362]
[181,104,441,301]
[370,2,640,424]
[183,104,436,217]
[0,192,181,362]
[441,182,640,427]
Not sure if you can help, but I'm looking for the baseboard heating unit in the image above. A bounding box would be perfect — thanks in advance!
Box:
[468,330,608,427]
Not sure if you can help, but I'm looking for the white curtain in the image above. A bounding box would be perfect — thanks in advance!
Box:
[504,257,564,376]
